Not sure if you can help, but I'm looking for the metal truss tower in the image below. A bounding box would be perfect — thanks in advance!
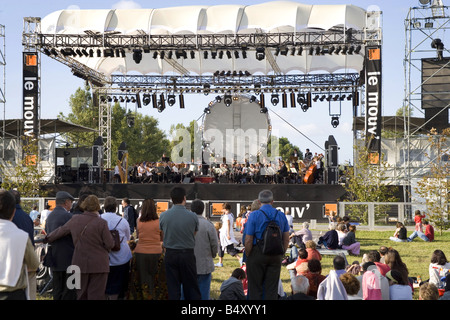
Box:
[0,24,5,157]
[403,1,450,195]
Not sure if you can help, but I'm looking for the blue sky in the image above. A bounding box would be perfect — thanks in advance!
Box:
[0,1,423,164]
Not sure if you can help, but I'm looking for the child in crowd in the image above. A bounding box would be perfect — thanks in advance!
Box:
[219,268,246,300]
[414,210,426,233]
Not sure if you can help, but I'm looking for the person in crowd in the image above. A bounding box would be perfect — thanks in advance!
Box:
[129,198,166,300]
[45,195,115,300]
[328,210,338,229]
[244,189,289,300]
[101,196,132,300]
[439,274,450,300]
[284,208,293,233]
[407,219,434,242]
[10,190,36,299]
[386,270,413,300]
[419,282,440,300]
[385,248,413,292]
[428,249,450,289]
[303,258,326,299]
[286,248,309,274]
[413,209,426,233]
[357,261,390,300]
[318,224,339,249]
[40,204,52,228]
[159,187,200,300]
[29,205,39,223]
[283,274,314,300]
[336,222,347,247]
[389,221,407,242]
[342,225,361,255]
[340,273,362,300]
[218,202,242,267]
[0,189,39,300]
[219,268,246,300]
[191,199,218,300]
[366,249,390,276]
[379,246,389,263]
[290,221,312,246]
[121,198,136,235]
[71,193,89,215]
[305,240,322,261]
[44,191,77,300]
[317,258,348,300]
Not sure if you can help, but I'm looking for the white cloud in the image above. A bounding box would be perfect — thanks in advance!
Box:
[112,0,142,9]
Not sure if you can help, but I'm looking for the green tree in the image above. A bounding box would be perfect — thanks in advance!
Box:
[267,135,302,161]
[413,127,450,235]
[343,143,399,224]
[0,137,48,198]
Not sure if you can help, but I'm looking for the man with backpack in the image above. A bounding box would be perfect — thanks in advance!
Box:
[244,189,290,300]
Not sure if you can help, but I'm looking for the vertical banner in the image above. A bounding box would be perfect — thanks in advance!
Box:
[365,46,382,163]
[23,52,39,138]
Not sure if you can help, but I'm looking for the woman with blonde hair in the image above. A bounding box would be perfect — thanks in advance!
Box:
[45,195,115,300]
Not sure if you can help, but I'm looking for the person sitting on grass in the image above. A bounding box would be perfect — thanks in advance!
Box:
[219,268,246,300]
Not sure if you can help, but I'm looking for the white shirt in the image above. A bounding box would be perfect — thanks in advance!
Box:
[100,212,133,266]
[389,284,413,300]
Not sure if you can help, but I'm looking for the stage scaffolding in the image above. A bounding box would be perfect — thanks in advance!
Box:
[402,1,450,200]
[22,5,382,170]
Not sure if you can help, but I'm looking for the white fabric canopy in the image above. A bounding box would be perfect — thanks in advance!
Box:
[41,1,368,76]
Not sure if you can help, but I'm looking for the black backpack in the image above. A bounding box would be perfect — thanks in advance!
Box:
[257,209,284,255]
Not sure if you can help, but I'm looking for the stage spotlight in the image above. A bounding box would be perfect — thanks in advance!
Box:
[179,94,185,109]
[331,116,340,128]
[133,49,143,64]
[255,47,265,61]
[203,51,208,59]
[342,46,348,55]
[348,46,355,55]
[315,46,321,55]
[158,94,166,113]
[103,48,114,57]
[167,51,173,59]
[242,50,247,59]
[234,50,240,59]
[290,92,296,108]
[143,94,151,106]
[43,48,51,56]
[319,95,326,102]
[335,46,342,54]
[297,47,303,56]
[190,51,195,59]
[204,107,211,114]
[260,107,268,114]
[271,93,280,106]
[215,96,222,103]
[167,94,176,106]
[224,94,233,107]
[280,47,288,56]
[249,95,257,103]
[218,51,224,59]
[329,46,335,55]
[297,93,306,105]
[313,95,320,102]
[50,48,58,56]
[160,51,165,59]
[309,47,314,55]
[203,83,211,96]
[226,51,232,59]
[355,45,362,54]
[211,51,217,59]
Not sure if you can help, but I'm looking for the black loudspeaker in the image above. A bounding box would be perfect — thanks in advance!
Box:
[327,167,339,185]
[92,146,103,167]
[325,135,338,168]
[424,108,449,132]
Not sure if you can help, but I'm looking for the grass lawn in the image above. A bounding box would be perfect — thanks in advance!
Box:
[209,230,450,300]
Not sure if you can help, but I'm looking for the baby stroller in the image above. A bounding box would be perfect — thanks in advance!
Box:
[34,228,53,295]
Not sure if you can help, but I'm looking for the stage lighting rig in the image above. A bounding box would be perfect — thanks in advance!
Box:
[133,49,143,64]
[271,93,280,106]
[224,94,233,107]
[143,94,151,106]
[255,47,265,61]
[167,94,176,106]
[331,116,340,128]
[260,107,268,114]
